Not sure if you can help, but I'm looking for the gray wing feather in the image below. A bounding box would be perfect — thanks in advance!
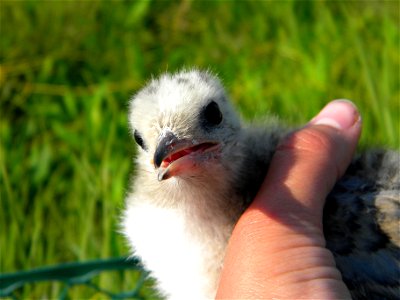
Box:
[324,150,400,300]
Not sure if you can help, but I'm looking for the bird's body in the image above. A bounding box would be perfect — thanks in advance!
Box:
[122,70,400,300]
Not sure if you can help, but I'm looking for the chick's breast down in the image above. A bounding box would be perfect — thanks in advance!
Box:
[122,69,400,300]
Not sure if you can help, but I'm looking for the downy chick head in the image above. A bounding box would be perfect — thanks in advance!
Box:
[129,69,241,182]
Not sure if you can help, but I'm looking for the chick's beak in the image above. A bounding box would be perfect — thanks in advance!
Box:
[154,130,195,181]
[153,130,220,181]
[153,131,180,168]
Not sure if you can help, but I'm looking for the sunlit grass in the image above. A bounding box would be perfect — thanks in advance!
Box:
[1,1,398,298]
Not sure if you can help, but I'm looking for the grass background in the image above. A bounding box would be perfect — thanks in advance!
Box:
[1,0,399,298]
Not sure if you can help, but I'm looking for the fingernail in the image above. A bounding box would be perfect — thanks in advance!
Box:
[309,99,361,130]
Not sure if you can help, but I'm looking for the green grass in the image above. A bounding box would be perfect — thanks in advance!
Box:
[1,1,399,298]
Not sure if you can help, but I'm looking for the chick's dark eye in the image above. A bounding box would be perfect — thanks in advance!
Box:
[133,130,147,150]
[203,101,223,126]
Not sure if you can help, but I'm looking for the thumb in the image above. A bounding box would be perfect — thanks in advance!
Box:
[217,100,361,299]
[257,99,362,222]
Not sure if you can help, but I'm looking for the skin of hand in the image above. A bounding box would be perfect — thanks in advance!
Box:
[216,100,361,299]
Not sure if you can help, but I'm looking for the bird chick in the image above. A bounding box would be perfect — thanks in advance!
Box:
[122,69,400,300]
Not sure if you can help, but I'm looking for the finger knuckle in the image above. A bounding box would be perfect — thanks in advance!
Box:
[278,127,336,156]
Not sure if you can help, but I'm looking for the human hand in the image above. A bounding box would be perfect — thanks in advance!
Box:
[217,100,361,299]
